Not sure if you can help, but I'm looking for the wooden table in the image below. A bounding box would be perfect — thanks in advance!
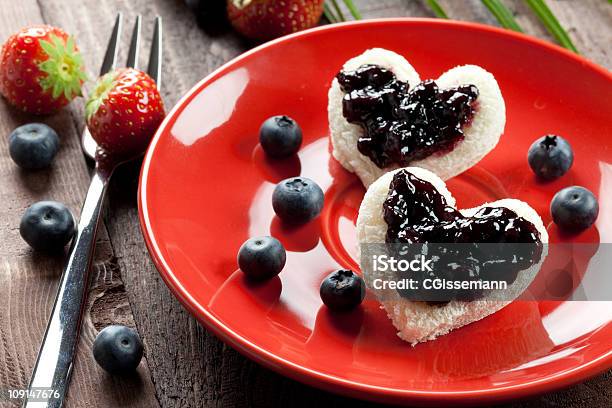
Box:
[0,1,610,407]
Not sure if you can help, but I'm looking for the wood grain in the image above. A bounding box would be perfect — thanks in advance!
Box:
[0,0,610,407]
[0,0,159,406]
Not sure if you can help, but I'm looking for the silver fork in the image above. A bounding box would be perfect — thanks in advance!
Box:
[22,13,162,408]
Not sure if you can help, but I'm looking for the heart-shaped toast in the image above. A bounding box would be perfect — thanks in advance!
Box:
[328,48,505,187]
[356,167,548,345]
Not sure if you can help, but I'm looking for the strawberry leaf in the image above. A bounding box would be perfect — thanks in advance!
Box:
[86,70,118,120]
[38,34,85,101]
[39,39,60,59]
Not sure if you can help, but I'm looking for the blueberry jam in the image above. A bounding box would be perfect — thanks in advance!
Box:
[337,65,479,168]
[383,170,542,303]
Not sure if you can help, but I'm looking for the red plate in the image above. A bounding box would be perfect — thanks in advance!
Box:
[138,19,612,405]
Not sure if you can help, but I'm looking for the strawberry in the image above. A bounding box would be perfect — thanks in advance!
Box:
[86,68,165,157]
[227,0,324,41]
[0,25,86,115]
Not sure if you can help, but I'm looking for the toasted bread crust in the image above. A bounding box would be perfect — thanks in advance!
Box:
[329,48,506,187]
[357,167,548,345]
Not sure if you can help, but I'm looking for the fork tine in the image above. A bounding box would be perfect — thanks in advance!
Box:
[100,13,122,75]
[126,15,142,69]
[147,16,162,88]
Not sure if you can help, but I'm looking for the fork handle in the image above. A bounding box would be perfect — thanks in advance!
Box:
[23,166,112,408]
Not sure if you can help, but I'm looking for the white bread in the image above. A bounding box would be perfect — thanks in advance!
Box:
[356,167,548,345]
[328,48,506,187]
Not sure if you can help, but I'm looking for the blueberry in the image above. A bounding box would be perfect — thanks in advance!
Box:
[527,135,573,180]
[320,269,365,311]
[93,325,144,374]
[238,236,286,280]
[272,177,324,223]
[551,186,599,231]
[20,201,75,252]
[9,123,59,169]
[259,115,302,158]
